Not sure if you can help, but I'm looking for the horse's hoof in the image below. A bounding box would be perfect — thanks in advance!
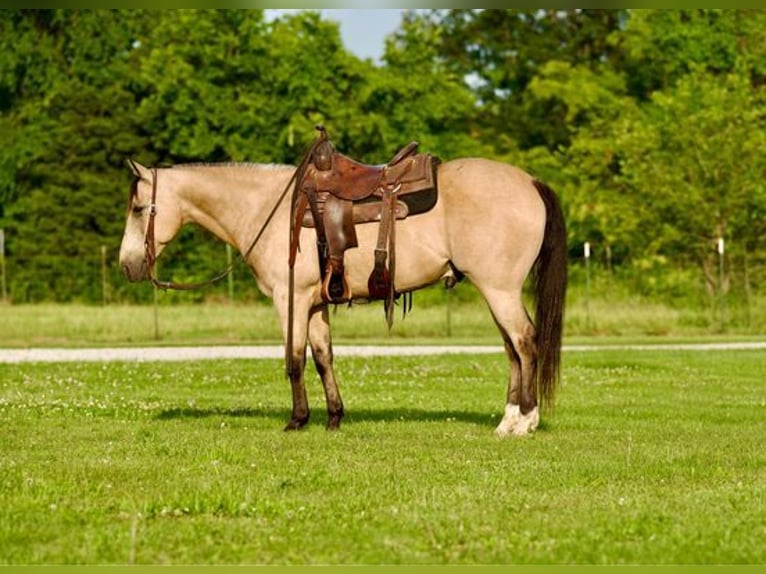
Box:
[326,412,344,431]
[495,404,521,437]
[495,404,539,437]
[284,417,309,431]
[326,407,344,431]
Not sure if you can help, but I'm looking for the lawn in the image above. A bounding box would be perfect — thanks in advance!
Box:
[3,299,766,349]
[0,349,764,564]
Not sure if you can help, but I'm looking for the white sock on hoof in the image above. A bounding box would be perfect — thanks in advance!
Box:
[495,404,521,437]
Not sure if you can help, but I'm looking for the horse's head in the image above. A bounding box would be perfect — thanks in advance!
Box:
[119,159,183,282]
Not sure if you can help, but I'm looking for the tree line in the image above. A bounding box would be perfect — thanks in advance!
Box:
[1,9,764,306]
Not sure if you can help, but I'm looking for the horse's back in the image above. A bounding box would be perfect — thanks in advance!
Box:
[438,157,544,217]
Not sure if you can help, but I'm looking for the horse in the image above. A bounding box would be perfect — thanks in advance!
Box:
[119,156,567,437]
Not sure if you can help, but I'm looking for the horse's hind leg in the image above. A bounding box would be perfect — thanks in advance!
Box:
[308,306,345,430]
[483,289,540,437]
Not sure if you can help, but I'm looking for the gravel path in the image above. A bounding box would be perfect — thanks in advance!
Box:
[1,342,765,363]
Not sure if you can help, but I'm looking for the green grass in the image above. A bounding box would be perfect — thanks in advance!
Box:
[0,300,497,348]
[1,350,764,564]
[2,295,766,349]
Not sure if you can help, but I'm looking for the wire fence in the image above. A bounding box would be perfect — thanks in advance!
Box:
[2,233,764,336]
[0,245,265,305]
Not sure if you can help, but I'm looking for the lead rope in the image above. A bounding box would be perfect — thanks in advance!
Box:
[286,132,332,376]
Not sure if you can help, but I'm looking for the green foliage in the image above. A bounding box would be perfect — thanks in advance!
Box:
[617,9,766,98]
[519,10,766,303]
[1,10,150,301]
[435,9,626,151]
[1,350,764,563]
[1,9,765,310]
[615,66,766,294]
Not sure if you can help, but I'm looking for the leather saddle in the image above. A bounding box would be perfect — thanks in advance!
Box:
[289,126,439,318]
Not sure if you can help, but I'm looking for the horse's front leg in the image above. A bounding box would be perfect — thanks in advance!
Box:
[275,290,311,431]
[308,305,344,430]
[285,351,309,431]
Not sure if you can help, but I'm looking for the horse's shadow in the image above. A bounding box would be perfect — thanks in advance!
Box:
[156,405,494,428]
[156,406,283,421]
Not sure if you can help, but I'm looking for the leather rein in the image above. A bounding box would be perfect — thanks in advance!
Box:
[142,166,296,291]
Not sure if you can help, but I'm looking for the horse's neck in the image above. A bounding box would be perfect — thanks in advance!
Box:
[174,165,294,249]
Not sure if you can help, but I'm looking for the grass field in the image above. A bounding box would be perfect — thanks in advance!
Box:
[2,297,766,349]
[1,349,764,564]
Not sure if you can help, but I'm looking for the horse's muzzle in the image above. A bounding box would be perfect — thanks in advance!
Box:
[121,260,148,283]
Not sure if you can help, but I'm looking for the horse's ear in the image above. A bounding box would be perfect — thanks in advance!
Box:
[126,158,150,181]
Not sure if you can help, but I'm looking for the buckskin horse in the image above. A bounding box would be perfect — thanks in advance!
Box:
[119,141,567,437]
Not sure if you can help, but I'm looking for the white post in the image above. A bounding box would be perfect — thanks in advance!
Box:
[584,242,591,331]
[717,237,726,328]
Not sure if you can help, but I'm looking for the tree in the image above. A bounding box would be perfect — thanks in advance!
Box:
[519,10,766,304]
[2,8,765,310]
[433,9,627,152]
[359,10,489,162]
[617,9,766,99]
[522,59,638,264]
[0,10,150,301]
[615,66,766,300]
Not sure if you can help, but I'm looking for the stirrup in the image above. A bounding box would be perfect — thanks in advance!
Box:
[367,249,391,300]
[322,269,351,303]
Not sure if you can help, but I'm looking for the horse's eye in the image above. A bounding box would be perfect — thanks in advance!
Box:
[132,205,145,215]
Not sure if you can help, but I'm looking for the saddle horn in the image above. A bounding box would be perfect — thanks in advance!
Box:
[312,125,334,171]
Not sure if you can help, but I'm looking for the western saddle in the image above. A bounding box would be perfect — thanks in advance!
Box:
[289,126,439,322]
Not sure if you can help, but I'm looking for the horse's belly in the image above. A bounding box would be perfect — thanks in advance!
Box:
[343,209,450,296]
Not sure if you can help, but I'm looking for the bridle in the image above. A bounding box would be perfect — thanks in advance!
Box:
[141,165,295,291]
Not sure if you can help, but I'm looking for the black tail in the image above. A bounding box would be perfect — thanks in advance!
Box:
[532,180,568,411]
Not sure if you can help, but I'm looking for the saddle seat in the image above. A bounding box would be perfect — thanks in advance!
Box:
[301,144,437,228]
[306,142,430,201]
[312,141,421,201]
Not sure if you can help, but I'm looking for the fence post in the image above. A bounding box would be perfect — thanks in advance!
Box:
[717,237,726,329]
[153,285,160,340]
[584,241,591,332]
[101,244,108,306]
[0,229,6,304]
[226,244,234,303]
